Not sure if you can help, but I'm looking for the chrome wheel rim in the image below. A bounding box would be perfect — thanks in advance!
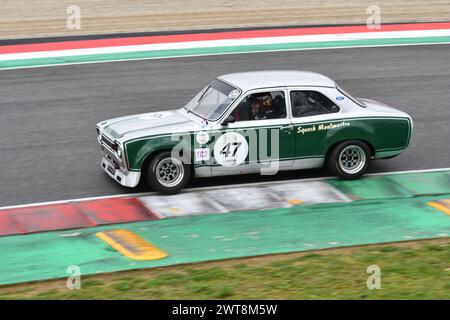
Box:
[338,145,366,174]
[155,157,184,188]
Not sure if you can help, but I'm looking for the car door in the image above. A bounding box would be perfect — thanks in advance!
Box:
[289,86,344,168]
[211,87,295,176]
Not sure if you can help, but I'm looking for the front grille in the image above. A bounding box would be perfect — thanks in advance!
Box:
[101,135,115,150]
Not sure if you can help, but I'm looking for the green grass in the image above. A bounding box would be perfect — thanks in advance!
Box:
[0,239,449,299]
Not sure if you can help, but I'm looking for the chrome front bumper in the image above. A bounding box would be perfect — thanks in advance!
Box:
[100,150,141,188]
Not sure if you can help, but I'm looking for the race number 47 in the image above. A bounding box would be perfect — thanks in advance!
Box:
[220,142,242,158]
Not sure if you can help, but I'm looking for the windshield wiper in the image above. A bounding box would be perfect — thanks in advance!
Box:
[197,85,210,103]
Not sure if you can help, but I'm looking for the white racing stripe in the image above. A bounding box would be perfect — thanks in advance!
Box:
[1,29,450,61]
[0,167,449,211]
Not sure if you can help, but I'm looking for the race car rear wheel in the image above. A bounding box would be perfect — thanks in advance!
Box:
[327,141,371,179]
[146,151,191,194]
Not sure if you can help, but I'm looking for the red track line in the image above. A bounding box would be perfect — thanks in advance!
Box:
[1,22,450,54]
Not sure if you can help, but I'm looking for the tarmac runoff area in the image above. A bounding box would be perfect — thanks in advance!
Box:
[0,169,450,286]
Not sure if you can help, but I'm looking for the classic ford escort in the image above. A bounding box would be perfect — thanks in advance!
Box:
[96,71,413,194]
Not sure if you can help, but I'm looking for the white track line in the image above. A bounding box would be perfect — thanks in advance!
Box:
[0,167,449,211]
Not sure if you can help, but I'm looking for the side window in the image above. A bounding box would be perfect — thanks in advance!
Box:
[231,91,286,121]
[290,90,339,118]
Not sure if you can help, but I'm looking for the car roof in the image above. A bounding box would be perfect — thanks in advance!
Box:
[218,70,336,92]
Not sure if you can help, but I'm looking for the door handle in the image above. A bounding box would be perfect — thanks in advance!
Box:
[280,124,294,132]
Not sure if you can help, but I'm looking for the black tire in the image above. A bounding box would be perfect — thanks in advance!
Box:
[146,151,191,194]
[327,140,371,179]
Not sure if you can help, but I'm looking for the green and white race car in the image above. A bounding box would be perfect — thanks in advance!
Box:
[96,71,413,194]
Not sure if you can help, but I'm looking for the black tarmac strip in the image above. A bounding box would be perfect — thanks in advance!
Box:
[0,44,449,206]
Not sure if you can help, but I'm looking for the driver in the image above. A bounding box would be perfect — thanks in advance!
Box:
[251,93,274,120]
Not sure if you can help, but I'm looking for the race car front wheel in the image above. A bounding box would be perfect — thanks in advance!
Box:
[327,141,371,179]
[146,151,191,194]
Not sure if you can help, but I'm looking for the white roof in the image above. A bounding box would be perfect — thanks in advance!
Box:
[218,70,335,92]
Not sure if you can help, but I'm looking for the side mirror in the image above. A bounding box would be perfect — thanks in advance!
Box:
[221,115,235,126]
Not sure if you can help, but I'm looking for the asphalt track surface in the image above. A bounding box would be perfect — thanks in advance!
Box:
[1,44,450,206]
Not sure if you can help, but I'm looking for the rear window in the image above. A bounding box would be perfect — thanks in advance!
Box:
[291,90,339,118]
[336,84,366,108]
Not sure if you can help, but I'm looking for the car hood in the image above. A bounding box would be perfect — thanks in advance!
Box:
[101,109,201,140]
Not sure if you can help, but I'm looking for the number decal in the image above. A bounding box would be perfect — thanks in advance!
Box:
[138,111,172,120]
[194,148,210,161]
[220,142,242,158]
[214,132,248,167]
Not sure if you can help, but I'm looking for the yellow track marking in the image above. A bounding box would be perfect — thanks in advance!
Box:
[288,199,304,206]
[428,199,450,216]
[169,207,182,214]
[96,229,168,260]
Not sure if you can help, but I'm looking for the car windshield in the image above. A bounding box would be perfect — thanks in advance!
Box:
[184,79,240,120]
[336,84,366,108]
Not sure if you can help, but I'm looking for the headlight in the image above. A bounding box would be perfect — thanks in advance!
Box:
[97,128,103,143]
[115,143,123,158]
